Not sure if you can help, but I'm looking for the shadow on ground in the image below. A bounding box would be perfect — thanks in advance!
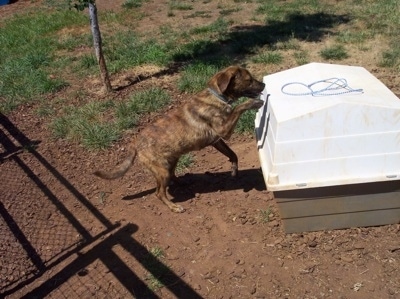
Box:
[0,113,202,298]
[122,169,266,204]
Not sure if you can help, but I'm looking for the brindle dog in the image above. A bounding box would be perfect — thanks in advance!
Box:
[94,66,265,212]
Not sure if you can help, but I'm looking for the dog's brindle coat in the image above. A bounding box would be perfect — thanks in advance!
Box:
[94,66,265,212]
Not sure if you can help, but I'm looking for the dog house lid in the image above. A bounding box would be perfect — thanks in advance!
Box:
[255,62,400,191]
[263,63,400,137]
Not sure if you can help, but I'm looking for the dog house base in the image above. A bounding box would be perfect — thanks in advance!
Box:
[273,181,400,233]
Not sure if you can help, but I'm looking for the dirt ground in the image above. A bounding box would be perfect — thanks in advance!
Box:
[1,1,400,298]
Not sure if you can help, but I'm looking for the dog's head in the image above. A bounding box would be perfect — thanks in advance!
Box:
[207,66,265,102]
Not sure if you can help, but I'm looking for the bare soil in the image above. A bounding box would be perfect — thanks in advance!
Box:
[1,1,399,299]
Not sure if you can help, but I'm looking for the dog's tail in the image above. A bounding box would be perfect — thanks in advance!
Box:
[93,149,137,180]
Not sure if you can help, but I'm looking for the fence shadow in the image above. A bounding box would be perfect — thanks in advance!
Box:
[0,113,201,298]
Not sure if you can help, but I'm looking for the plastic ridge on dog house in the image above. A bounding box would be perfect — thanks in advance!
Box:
[255,62,400,233]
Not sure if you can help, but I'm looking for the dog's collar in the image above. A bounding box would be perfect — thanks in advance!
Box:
[208,88,233,105]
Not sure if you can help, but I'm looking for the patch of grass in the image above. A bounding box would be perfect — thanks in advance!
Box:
[50,100,119,149]
[379,39,400,69]
[234,97,262,134]
[189,17,231,37]
[98,191,107,205]
[336,30,369,45]
[173,39,221,62]
[359,0,400,36]
[57,33,90,52]
[80,122,120,149]
[36,105,55,117]
[319,44,349,60]
[125,87,171,114]
[274,38,301,51]
[50,88,170,149]
[219,7,240,16]
[259,207,272,223]
[235,109,257,134]
[44,0,70,10]
[185,11,212,19]
[143,246,167,292]
[22,142,39,153]
[169,0,193,11]
[256,1,287,21]
[51,116,70,139]
[0,9,85,112]
[177,62,224,93]
[115,102,140,130]
[294,50,309,65]
[252,51,283,64]
[79,54,97,69]
[176,153,194,174]
[105,31,170,72]
[122,0,147,9]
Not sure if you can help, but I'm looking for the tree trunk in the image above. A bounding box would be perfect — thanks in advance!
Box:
[88,3,112,92]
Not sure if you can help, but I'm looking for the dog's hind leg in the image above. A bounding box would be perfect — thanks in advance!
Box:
[152,166,185,213]
[212,139,238,177]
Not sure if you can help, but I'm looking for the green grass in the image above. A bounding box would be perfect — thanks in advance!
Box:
[189,18,231,36]
[104,31,171,73]
[125,87,171,114]
[336,30,370,45]
[168,0,193,11]
[177,62,225,93]
[176,153,194,174]
[319,44,349,60]
[234,98,260,134]
[50,88,170,149]
[252,51,283,64]
[122,0,147,9]
[294,50,310,65]
[219,8,241,16]
[185,11,212,19]
[143,246,168,292]
[0,10,86,113]
[259,207,272,223]
[50,100,119,149]
[379,38,400,69]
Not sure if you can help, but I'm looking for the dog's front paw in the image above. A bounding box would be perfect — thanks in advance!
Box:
[249,99,264,109]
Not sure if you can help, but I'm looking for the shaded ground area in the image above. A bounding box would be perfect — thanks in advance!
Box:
[1,0,400,298]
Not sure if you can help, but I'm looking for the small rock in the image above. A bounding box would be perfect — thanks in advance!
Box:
[209,277,219,284]
[236,259,245,265]
[269,220,279,227]
[341,255,353,263]
[353,242,365,250]
[308,240,318,248]
[202,272,213,279]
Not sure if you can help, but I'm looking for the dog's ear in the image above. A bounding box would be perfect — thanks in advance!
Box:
[209,67,237,94]
[215,72,232,94]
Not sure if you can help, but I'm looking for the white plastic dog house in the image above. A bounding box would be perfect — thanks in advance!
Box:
[255,63,400,233]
